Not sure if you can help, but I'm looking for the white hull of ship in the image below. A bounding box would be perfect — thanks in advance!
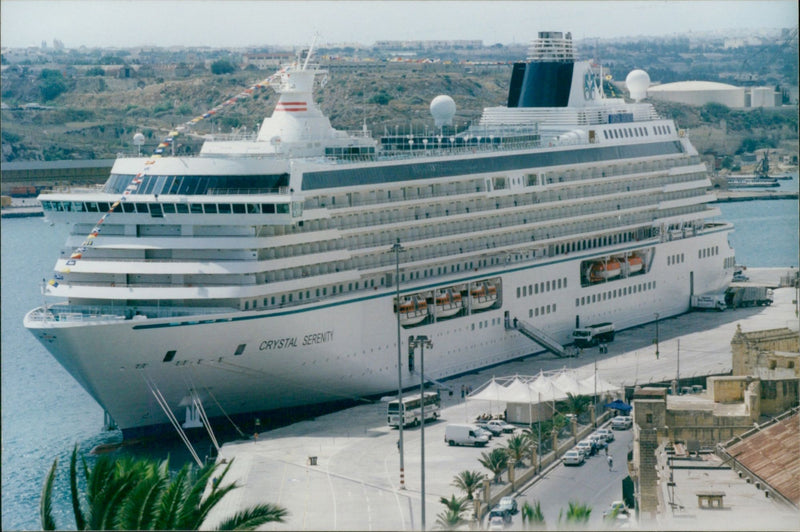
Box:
[26,229,732,434]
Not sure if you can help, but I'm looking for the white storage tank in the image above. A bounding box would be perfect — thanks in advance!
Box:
[647,81,745,108]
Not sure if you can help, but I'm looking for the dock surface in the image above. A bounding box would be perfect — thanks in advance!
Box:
[204,268,798,530]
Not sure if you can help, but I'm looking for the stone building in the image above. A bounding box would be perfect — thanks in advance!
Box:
[630,325,800,517]
[730,325,799,415]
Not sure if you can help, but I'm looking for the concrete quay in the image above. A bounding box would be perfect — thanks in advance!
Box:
[205,268,799,531]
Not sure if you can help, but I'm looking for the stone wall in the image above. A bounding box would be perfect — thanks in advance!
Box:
[731,326,799,376]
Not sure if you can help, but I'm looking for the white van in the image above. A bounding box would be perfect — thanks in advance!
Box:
[444,424,489,447]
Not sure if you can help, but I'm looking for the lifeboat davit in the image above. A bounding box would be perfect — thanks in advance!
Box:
[589,259,621,282]
[470,281,498,310]
[398,296,428,326]
[434,290,463,318]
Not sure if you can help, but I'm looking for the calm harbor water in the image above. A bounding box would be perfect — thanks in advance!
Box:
[2,183,798,530]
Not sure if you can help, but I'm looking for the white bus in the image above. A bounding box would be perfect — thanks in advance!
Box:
[387,391,441,427]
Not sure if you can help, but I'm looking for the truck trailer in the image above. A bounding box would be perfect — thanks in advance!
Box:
[725,286,774,308]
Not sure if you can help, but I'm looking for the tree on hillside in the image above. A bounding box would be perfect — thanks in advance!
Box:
[40,445,287,530]
[39,69,67,101]
[211,59,236,75]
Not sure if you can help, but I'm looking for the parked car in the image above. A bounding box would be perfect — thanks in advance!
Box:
[496,496,518,515]
[488,508,512,524]
[602,500,630,518]
[474,427,494,440]
[444,424,489,447]
[486,419,516,433]
[575,440,594,457]
[563,449,585,466]
[487,515,506,530]
[611,416,633,430]
[588,433,608,450]
[475,421,503,437]
[595,428,615,442]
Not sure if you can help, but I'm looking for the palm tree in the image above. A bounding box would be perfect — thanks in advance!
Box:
[549,413,568,439]
[478,448,508,484]
[559,501,592,529]
[435,495,470,530]
[435,508,467,530]
[505,433,532,467]
[451,470,485,500]
[41,445,287,530]
[520,500,545,530]
[563,393,592,421]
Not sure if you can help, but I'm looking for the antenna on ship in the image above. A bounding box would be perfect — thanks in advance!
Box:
[303,32,319,71]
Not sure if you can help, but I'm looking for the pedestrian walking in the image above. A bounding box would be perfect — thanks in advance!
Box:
[461,384,466,398]
[604,446,608,456]
[607,455,613,471]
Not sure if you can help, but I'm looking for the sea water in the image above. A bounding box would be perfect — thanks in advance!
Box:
[2,186,799,529]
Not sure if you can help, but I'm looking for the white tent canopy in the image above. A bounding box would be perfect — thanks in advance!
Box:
[467,370,621,406]
[467,377,506,402]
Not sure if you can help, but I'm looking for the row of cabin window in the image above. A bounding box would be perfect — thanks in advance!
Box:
[723,256,736,269]
[699,246,720,259]
[41,200,290,215]
[471,317,503,330]
[602,124,672,141]
[244,277,380,310]
[575,280,656,307]
[516,277,568,299]
[528,303,557,318]
[667,253,685,266]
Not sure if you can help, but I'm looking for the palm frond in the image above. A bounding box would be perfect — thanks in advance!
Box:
[69,444,86,530]
[116,466,167,530]
[154,464,190,530]
[215,503,288,531]
[175,462,219,528]
[40,458,58,531]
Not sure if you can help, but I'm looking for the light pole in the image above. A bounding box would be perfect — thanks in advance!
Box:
[408,334,432,531]
[654,312,660,359]
[390,239,405,490]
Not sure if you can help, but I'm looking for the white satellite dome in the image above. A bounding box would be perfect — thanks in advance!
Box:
[625,69,651,102]
[132,132,145,146]
[430,95,456,127]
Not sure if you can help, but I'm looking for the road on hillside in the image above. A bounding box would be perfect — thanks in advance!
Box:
[507,427,634,530]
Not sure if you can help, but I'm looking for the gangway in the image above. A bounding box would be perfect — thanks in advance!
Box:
[409,370,457,394]
[511,318,571,358]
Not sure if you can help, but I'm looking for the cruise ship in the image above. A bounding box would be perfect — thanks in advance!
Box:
[25,32,734,438]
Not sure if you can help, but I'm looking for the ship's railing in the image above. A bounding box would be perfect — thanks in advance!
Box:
[207,186,290,195]
[368,138,543,162]
[29,303,238,323]
[203,131,259,142]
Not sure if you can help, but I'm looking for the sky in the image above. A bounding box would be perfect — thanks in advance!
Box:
[1,0,797,49]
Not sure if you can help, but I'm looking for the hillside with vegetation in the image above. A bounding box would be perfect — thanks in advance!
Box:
[1,29,797,163]
[0,65,512,161]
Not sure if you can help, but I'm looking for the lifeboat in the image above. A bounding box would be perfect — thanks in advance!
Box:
[623,255,643,274]
[434,289,463,318]
[589,259,621,283]
[398,296,428,326]
[470,281,498,310]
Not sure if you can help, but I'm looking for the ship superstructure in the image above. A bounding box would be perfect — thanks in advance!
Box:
[25,32,734,437]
